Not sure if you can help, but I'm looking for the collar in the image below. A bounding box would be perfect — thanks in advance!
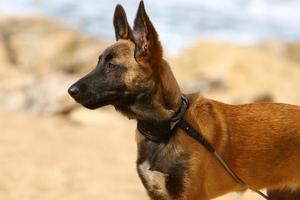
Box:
[137,95,189,142]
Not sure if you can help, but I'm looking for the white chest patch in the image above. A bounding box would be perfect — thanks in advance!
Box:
[138,160,170,198]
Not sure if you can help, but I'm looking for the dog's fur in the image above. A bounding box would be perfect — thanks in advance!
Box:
[68,1,300,199]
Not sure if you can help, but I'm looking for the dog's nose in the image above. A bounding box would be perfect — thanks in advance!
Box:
[68,85,80,97]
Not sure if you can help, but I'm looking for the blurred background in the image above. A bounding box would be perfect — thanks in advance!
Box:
[0,0,300,199]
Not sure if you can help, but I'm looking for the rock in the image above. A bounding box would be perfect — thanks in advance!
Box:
[0,16,108,75]
[252,93,274,103]
[171,40,300,104]
[0,73,78,115]
[257,41,300,65]
[0,16,111,115]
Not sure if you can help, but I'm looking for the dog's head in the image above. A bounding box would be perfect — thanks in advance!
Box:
[68,1,163,111]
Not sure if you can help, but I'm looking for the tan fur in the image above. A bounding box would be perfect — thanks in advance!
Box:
[176,95,300,199]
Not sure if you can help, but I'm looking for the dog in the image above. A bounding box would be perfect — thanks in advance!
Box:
[68,1,300,199]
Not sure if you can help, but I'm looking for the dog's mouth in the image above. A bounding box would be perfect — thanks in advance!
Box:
[79,91,121,110]
[82,99,114,109]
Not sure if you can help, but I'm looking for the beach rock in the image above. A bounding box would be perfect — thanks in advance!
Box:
[257,41,300,65]
[0,16,110,115]
[252,93,274,103]
[0,73,78,115]
[0,16,108,75]
[171,40,300,104]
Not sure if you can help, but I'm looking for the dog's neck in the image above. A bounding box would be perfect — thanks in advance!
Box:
[115,60,182,122]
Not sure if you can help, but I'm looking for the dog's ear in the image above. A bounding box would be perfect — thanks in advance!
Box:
[133,1,162,63]
[113,4,133,40]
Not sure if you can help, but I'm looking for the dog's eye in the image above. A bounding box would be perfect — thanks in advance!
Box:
[108,63,115,69]
[106,63,117,72]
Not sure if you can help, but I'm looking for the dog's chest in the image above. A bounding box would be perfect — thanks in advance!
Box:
[138,160,169,199]
[137,140,189,200]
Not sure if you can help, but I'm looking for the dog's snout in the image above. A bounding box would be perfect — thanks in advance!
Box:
[68,85,80,97]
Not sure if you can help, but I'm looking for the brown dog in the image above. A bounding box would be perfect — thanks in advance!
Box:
[68,1,300,199]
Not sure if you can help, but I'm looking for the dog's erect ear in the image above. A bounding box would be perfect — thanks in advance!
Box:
[133,1,162,63]
[113,4,133,40]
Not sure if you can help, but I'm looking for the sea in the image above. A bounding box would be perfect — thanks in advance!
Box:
[0,0,300,54]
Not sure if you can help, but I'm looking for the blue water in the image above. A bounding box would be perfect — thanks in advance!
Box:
[1,0,300,54]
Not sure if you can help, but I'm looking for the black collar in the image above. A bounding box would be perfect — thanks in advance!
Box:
[137,95,189,142]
